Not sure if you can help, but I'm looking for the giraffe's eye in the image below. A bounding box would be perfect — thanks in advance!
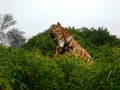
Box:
[50,33,55,38]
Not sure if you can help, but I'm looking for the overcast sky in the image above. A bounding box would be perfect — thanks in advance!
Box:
[0,0,120,38]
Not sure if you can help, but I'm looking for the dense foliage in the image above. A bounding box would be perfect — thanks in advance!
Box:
[23,30,56,57]
[0,27,120,90]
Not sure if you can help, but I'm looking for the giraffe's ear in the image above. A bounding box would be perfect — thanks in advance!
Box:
[67,36,73,43]
[57,22,61,26]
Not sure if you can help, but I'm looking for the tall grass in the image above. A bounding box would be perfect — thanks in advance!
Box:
[0,46,120,90]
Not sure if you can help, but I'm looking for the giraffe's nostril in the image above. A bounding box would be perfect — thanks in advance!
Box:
[69,46,73,49]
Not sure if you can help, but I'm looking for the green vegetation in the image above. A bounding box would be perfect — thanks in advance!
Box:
[0,27,120,90]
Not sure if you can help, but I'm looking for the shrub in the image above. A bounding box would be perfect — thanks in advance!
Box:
[1,27,120,90]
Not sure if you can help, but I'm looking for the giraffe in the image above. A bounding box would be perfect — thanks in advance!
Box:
[48,22,94,65]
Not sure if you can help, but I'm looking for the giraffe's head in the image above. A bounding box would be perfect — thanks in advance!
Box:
[48,22,72,47]
[48,22,62,44]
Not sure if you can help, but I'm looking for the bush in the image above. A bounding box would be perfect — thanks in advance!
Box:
[22,31,55,57]
[0,47,63,90]
[1,27,120,90]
